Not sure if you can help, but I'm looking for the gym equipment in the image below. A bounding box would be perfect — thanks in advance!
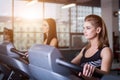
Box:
[0,42,28,63]
[0,42,19,58]
[0,42,82,80]
[28,44,83,80]
[0,53,31,80]
[0,42,120,80]
[0,42,31,80]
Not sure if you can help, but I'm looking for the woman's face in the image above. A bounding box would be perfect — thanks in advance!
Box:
[42,21,49,33]
[83,21,98,40]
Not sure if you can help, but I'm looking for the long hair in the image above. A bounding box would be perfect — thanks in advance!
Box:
[85,14,109,49]
[3,28,13,43]
[43,18,58,46]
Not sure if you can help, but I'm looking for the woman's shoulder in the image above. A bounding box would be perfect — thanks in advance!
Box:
[101,46,112,52]
[78,47,86,55]
[50,37,58,47]
[100,46,113,58]
[51,37,58,42]
[81,47,86,52]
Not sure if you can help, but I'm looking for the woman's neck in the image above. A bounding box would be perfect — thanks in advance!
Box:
[89,37,99,48]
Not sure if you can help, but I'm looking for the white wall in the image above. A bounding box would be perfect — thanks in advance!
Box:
[101,0,119,51]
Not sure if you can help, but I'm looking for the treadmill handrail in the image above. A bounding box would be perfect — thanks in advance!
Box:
[0,54,30,78]
[10,48,26,57]
[56,58,83,72]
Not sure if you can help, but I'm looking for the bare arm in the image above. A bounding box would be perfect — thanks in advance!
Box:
[86,47,113,78]
[71,48,84,65]
[49,38,58,47]
[80,47,113,80]
[96,47,113,74]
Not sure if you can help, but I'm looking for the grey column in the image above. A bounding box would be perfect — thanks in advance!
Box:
[101,0,119,50]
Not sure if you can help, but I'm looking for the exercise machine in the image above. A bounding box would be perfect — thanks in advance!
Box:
[0,42,120,80]
[0,42,83,80]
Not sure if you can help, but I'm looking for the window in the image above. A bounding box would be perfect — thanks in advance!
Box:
[0,0,101,50]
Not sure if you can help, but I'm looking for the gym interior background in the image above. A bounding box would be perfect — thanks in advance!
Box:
[0,0,120,76]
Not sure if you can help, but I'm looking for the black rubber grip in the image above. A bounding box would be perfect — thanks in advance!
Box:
[56,58,104,78]
[10,48,26,56]
[56,58,83,72]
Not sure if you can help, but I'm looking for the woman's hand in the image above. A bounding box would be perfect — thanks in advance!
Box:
[23,52,28,58]
[78,63,96,80]
[77,63,96,80]
[82,63,96,77]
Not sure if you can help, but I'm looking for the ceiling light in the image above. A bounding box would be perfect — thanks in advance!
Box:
[62,3,76,9]
[26,0,38,6]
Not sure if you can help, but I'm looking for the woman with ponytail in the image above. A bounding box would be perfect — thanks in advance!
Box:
[71,14,113,80]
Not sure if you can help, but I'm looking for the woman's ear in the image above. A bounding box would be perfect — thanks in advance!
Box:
[96,27,101,33]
